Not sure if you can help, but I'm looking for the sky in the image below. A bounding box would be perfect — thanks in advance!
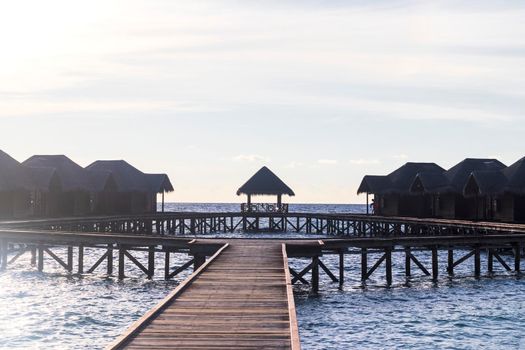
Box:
[1,1,524,204]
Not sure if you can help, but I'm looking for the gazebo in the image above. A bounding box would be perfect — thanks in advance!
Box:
[237,166,295,213]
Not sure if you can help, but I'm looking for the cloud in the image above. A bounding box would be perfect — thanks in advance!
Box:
[286,161,304,169]
[233,154,270,162]
[318,159,338,165]
[393,154,409,160]
[349,159,380,165]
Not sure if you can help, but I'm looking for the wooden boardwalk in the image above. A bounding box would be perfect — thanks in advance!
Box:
[108,241,300,350]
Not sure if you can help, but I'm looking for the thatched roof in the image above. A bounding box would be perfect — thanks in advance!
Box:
[23,155,110,192]
[410,171,449,193]
[464,157,525,196]
[0,150,20,168]
[357,175,392,194]
[24,167,62,192]
[445,158,505,192]
[0,150,33,191]
[86,160,173,193]
[237,166,294,196]
[146,174,174,193]
[358,162,444,195]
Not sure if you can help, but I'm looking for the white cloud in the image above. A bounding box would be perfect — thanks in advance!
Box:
[286,161,304,169]
[349,159,381,165]
[393,154,409,160]
[233,154,270,162]
[318,159,338,165]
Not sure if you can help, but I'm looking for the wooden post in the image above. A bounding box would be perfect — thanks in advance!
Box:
[447,249,454,275]
[432,246,438,281]
[161,192,165,213]
[312,256,319,293]
[405,247,411,277]
[366,193,369,215]
[474,246,481,278]
[0,239,7,271]
[78,245,84,274]
[38,245,44,272]
[67,246,73,272]
[107,244,114,275]
[361,248,368,281]
[514,243,521,273]
[339,251,344,288]
[164,250,170,280]
[488,249,493,273]
[31,246,36,266]
[148,246,155,279]
[385,248,392,286]
[194,255,206,271]
[118,245,125,280]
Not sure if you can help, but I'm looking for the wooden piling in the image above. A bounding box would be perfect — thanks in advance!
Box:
[312,256,319,293]
[385,248,392,286]
[474,246,481,278]
[37,245,44,272]
[107,244,114,275]
[361,248,367,282]
[514,243,521,272]
[447,249,454,275]
[118,245,125,280]
[148,246,155,279]
[432,246,438,281]
[339,251,344,288]
[78,245,84,274]
[405,247,411,277]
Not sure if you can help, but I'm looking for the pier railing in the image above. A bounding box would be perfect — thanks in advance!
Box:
[241,203,289,213]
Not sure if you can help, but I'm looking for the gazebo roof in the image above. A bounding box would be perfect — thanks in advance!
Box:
[237,166,295,196]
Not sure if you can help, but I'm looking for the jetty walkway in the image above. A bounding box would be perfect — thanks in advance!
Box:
[108,241,300,350]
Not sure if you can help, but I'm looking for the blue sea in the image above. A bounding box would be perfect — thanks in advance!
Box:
[0,203,524,349]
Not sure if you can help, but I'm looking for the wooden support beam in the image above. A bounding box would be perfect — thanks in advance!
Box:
[167,258,195,280]
[339,251,344,288]
[124,250,149,276]
[148,246,155,279]
[87,251,109,273]
[311,256,319,293]
[289,267,309,285]
[474,246,481,278]
[447,249,454,275]
[30,246,36,265]
[514,243,521,272]
[0,239,7,271]
[78,245,84,274]
[67,246,73,272]
[8,247,27,265]
[43,248,69,271]
[385,248,392,286]
[491,250,512,271]
[365,253,386,280]
[318,259,338,283]
[164,250,170,280]
[453,250,475,268]
[37,245,44,272]
[361,248,367,282]
[405,247,411,277]
[488,249,493,273]
[107,244,114,275]
[118,245,126,280]
[432,246,438,281]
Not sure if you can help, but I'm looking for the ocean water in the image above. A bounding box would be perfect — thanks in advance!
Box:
[0,203,524,349]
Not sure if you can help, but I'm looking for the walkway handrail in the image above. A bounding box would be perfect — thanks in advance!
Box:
[282,243,301,350]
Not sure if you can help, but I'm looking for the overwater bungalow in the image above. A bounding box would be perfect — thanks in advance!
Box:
[358,162,444,217]
[22,155,115,217]
[237,166,295,213]
[0,150,63,218]
[464,157,525,222]
[411,158,506,220]
[86,160,173,214]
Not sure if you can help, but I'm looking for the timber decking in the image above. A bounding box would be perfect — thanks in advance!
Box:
[109,241,300,350]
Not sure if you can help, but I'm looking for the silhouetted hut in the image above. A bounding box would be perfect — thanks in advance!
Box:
[465,157,525,222]
[358,163,444,217]
[23,155,114,217]
[0,150,63,218]
[411,159,506,220]
[86,160,173,214]
[237,166,295,213]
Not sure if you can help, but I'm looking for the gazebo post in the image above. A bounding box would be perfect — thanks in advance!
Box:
[277,194,282,208]
[366,193,369,215]
[161,192,165,213]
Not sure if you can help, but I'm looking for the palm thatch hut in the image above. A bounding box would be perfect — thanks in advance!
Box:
[465,157,525,222]
[86,160,173,214]
[237,166,295,213]
[0,150,63,218]
[22,155,115,217]
[411,158,506,220]
[358,162,444,217]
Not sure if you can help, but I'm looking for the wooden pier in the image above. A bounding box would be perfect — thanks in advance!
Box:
[108,241,300,350]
